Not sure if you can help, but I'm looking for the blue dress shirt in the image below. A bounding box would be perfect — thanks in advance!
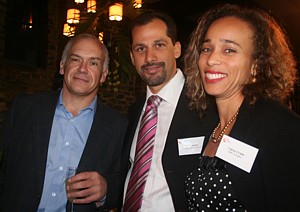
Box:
[38,91,96,211]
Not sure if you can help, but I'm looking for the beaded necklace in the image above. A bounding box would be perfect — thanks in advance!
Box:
[211,108,240,143]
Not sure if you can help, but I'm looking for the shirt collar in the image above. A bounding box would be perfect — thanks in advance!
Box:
[146,68,185,106]
[57,89,97,113]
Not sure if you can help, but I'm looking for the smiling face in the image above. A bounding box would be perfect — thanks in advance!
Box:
[59,37,108,99]
[198,16,256,103]
[130,18,181,93]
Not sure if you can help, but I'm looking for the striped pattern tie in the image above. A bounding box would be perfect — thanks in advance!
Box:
[123,95,162,212]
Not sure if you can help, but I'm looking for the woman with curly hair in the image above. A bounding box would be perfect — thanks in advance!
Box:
[184,3,300,211]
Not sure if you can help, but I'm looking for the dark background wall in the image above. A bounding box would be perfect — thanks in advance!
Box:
[0,0,299,127]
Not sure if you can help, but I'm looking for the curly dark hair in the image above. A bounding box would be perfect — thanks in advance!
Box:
[183,4,297,116]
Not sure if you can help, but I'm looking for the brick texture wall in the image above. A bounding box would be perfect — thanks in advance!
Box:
[0,0,142,127]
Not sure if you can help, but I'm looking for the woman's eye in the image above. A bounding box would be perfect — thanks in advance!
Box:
[201,47,211,53]
[225,48,236,53]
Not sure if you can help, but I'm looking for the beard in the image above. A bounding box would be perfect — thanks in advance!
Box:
[140,62,166,86]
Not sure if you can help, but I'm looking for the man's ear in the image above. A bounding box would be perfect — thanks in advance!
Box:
[100,68,109,83]
[130,51,135,65]
[59,61,64,75]
[174,41,181,59]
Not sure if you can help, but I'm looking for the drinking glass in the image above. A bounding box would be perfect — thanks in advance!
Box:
[66,167,77,212]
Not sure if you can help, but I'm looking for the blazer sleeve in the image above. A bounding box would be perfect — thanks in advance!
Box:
[227,100,300,211]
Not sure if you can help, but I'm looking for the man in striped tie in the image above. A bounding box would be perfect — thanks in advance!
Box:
[120,11,217,212]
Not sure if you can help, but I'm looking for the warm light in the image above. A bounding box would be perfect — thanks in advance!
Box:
[74,0,84,3]
[67,9,80,24]
[22,14,33,30]
[109,3,123,21]
[98,32,104,43]
[63,23,76,37]
[87,0,96,13]
[133,0,142,8]
[29,14,33,28]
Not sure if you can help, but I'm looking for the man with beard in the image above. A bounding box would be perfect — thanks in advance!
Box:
[120,11,217,211]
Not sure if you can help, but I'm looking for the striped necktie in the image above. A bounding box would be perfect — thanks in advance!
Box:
[123,95,162,212]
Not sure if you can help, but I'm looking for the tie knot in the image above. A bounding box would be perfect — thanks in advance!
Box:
[147,95,162,108]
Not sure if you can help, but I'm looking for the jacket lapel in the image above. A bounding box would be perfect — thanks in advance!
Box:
[164,88,188,146]
[31,92,59,192]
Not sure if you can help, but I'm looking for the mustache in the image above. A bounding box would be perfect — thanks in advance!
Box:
[141,62,165,70]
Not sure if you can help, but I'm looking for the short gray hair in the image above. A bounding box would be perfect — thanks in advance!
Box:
[61,33,109,70]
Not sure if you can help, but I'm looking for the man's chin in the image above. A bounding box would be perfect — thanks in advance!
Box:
[144,78,165,87]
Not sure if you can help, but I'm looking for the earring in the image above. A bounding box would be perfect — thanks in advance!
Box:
[251,74,257,83]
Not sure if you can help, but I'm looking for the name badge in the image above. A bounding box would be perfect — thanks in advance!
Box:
[177,136,205,156]
[216,135,259,173]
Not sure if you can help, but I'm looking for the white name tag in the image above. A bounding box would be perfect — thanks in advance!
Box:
[216,135,259,173]
[177,136,205,156]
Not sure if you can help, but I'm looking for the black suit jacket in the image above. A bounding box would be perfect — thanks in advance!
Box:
[0,91,127,211]
[200,99,300,211]
[120,88,218,211]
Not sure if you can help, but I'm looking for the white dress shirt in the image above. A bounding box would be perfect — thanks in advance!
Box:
[124,69,185,211]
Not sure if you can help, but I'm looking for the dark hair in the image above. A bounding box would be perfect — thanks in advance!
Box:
[129,10,177,45]
[184,4,297,116]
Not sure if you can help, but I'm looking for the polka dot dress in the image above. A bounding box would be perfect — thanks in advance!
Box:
[185,156,246,211]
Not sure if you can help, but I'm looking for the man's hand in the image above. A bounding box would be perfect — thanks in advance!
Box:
[66,171,107,204]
